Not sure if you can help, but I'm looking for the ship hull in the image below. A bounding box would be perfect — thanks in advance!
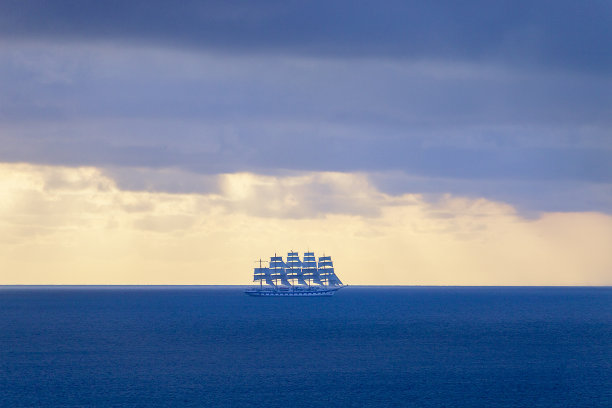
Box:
[244,287,342,297]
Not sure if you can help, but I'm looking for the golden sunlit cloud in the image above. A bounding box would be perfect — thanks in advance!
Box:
[0,162,610,285]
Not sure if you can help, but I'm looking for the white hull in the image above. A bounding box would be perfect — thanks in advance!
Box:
[245,286,342,297]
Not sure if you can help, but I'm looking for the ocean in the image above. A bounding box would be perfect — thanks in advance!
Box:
[1,286,611,407]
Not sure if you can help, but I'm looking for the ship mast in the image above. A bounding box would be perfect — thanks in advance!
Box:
[253,258,270,288]
[270,253,290,287]
[318,254,342,287]
[257,258,263,288]
[302,251,319,286]
[286,250,306,286]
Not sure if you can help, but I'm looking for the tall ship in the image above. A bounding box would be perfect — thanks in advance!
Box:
[245,251,345,296]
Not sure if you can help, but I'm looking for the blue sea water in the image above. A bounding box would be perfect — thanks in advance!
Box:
[1,286,611,407]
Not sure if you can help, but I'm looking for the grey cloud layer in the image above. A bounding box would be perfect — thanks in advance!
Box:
[1,2,611,214]
[2,0,611,74]
[2,44,610,170]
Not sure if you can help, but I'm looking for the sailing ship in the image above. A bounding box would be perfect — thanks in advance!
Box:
[244,251,345,296]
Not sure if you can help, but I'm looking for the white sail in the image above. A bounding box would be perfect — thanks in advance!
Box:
[318,256,333,267]
[327,272,343,286]
[286,251,302,268]
[318,256,342,286]
[270,255,291,286]
[286,251,307,285]
[269,256,287,269]
[302,252,317,269]
[253,267,274,285]
[302,251,322,285]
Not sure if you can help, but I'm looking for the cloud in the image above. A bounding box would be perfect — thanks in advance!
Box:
[2,0,612,219]
[1,163,611,285]
[371,172,612,216]
[103,167,220,195]
[217,172,387,218]
[1,3,610,285]
[1,42,610,213]
[1,1,611,74]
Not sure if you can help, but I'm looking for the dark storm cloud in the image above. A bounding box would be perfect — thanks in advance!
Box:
[1,3,611,214]
[1,0,611,74]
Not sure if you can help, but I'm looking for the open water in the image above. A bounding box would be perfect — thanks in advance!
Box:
[1,286,611,407]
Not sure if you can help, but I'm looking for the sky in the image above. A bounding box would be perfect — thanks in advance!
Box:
[1,1,611,285]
